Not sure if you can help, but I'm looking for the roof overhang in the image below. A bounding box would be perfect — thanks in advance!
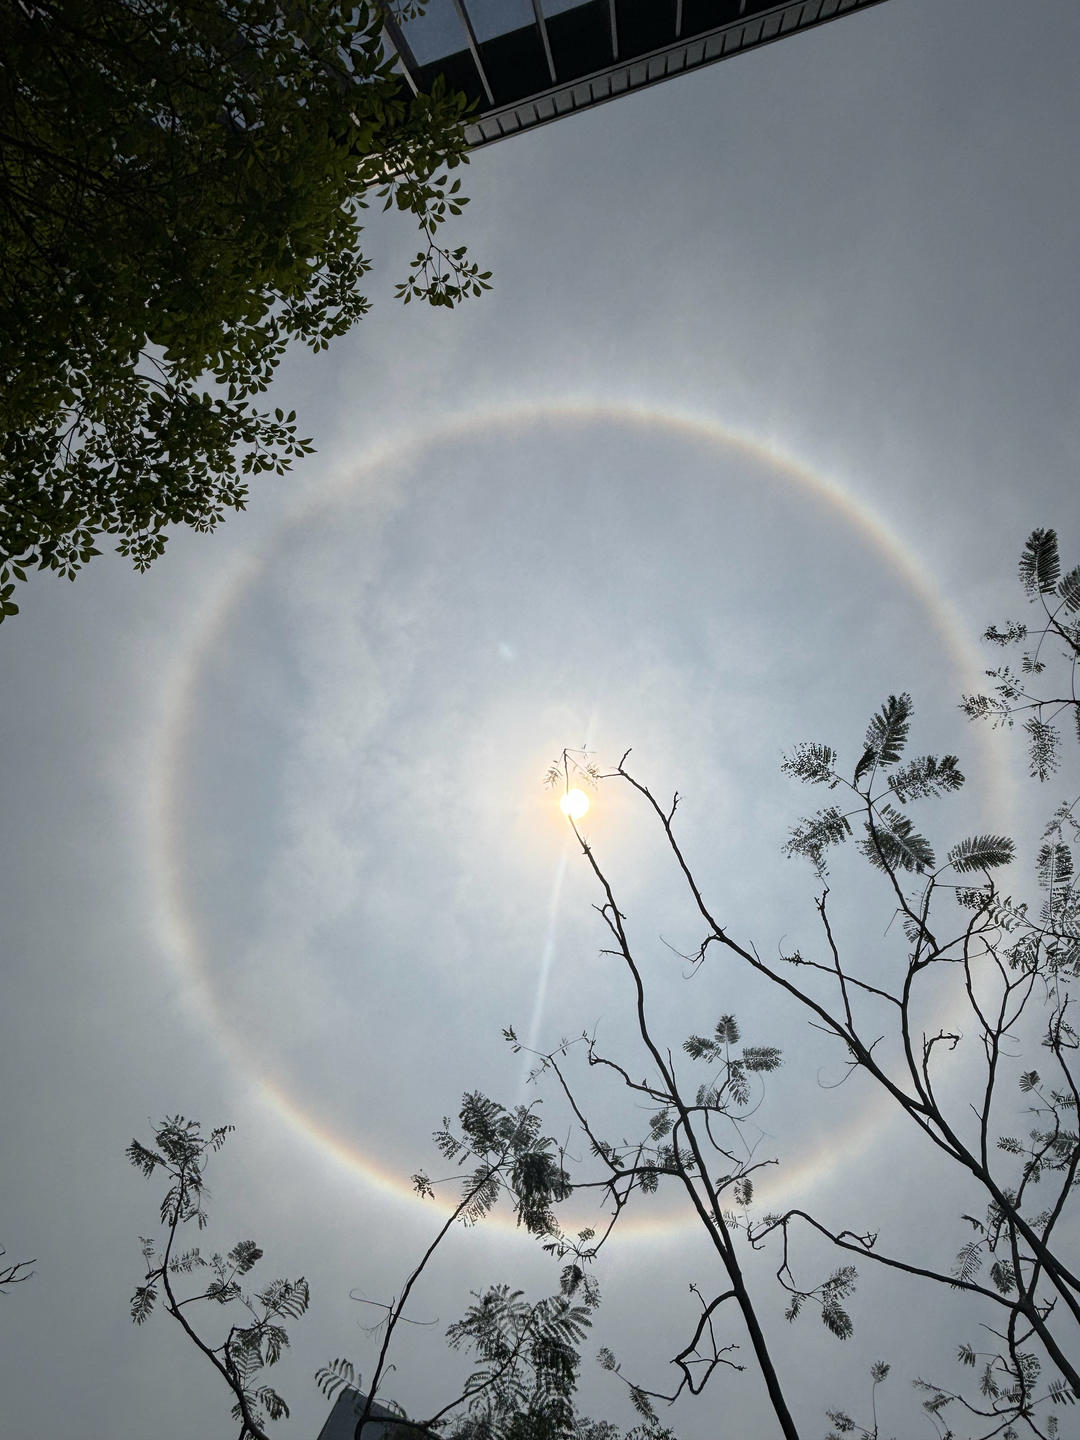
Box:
[382,0,891,149]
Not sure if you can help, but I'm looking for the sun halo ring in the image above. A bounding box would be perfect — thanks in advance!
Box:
[144,398,1011,1234]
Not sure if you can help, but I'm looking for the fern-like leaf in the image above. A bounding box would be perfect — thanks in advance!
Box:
[855,694,913,783]
[781,742,837,785]
[819,1266,857,1341]
[979,1362,1001,1398]
[1025,716,1060,780]
[461,1166,501,1226]
[1048,1378,1078,1405]
[1037,842,1073,889]
[228,1240,263,1275]
[126,1141,162,1178]
[985,622,1028,645]
[629,1385,657,1421]
[683,1033,716,1061]
[952,1240,984,1286]
[888,754,964,802]
[130,1284,157,1324]
[458,1092,507,1152]
[255,1385,289,1422]
[862,804,935,873]
[989,1260,1016,1294]
[742,1044,782,1072]
[1019,528,1060,596]
[715,1014,741,1044]
[168,1247,206,1274]
[258,1276,310,1321]
[261,1324,290,1367]
[783,806,852,871]
[315,1358,356,1400]
[821,1299,853,1340]
[648,1109,673,1140]
[947,835,1015,873]
[960,691,1013,728]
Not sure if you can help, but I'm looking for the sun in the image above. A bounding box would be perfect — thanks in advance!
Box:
[559,788,590,820]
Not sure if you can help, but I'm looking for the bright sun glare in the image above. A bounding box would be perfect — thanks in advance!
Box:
[559,788,590,820]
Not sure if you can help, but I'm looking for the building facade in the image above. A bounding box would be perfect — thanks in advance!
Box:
[316,1386,437,1440]
[382,0,890,148]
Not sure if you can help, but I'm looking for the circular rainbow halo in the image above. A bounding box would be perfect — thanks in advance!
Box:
[559,788,590,821]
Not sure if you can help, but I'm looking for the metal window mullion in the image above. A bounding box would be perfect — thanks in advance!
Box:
[450,0,495,105]
[531,0,557,83]
[608,0,618,58]
[381,11,420,94]
[675,0,683,38]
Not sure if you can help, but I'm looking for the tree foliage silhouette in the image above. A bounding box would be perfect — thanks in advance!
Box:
[0,0,488,618]
[130,528,1080,1439]
[962,528,1080,779]
[514,535,1080,1438]
[129,1101,668,1440]
[128,1117,309,1438]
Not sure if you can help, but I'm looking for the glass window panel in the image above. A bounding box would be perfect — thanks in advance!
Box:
[541,0,595,16]
[397,0,468,64]
[464,0,534,42]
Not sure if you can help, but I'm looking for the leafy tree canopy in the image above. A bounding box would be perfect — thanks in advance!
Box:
[0,0,488,616]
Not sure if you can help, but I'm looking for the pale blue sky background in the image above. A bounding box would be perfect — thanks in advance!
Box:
[2,3,1079,1437]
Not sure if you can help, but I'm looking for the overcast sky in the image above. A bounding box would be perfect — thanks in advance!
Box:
[2,3,1079,1437]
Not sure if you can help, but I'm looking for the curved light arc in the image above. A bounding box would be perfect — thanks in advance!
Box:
[144,398,1011,1231]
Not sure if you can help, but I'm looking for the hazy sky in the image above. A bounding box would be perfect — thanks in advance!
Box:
[2,3,1079,1437]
